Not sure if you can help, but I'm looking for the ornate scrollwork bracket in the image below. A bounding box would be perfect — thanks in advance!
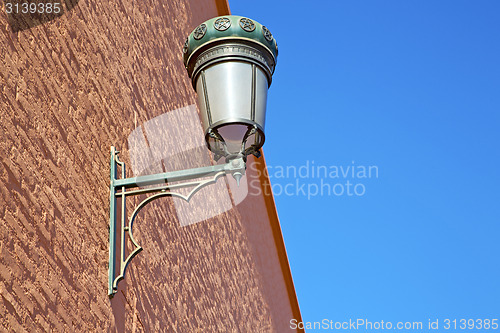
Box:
[108,146,245,297]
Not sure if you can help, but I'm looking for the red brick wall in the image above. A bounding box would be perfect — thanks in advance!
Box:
[0,0,302,331]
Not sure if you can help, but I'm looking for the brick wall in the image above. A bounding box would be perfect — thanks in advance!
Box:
[0,0,302,331]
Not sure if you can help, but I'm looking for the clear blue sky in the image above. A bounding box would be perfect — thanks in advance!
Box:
[230,1,500,331]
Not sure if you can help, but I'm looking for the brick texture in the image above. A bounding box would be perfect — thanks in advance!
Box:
[0,0,302,331]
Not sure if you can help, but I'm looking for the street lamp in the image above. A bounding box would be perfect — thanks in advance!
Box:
[108,15,278,297]
[184,15,278,161]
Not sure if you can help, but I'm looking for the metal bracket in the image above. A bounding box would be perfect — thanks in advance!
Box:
[108,146,245,297]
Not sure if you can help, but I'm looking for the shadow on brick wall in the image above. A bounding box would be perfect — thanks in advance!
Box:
[4,0,79,32]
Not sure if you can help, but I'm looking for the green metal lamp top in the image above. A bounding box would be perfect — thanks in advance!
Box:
[183,15,278,69]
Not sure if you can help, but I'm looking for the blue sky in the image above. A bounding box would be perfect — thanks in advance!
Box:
[229,1,500,330]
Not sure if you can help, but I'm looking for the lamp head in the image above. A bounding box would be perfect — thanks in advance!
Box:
[183,15,278,160]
